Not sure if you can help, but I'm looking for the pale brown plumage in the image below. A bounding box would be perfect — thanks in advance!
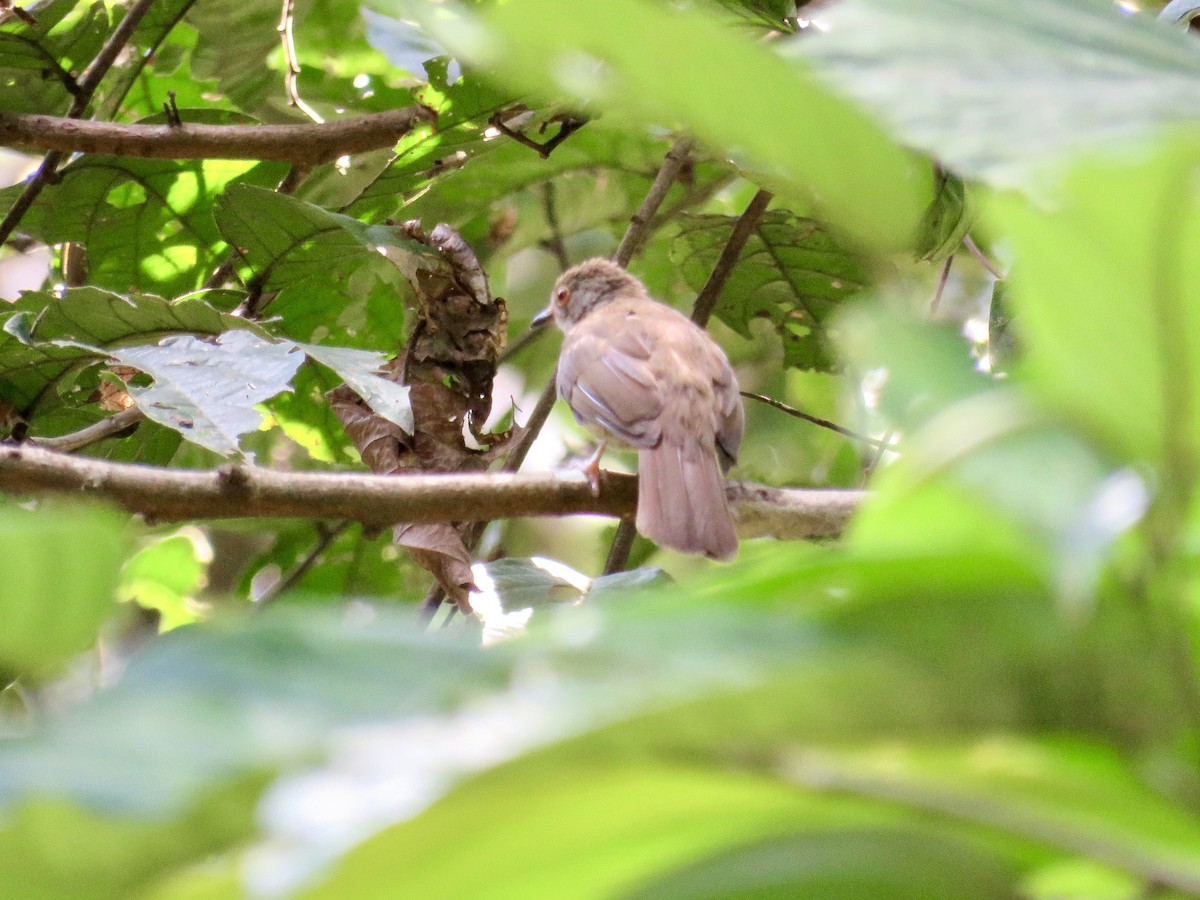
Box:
[535,258,744,560]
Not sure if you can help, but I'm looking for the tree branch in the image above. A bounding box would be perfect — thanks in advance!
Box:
[0,107,436,166]
[613,135,695,267]
[0,444,861,540]
[692,188,772,327]
[0,0,160,248]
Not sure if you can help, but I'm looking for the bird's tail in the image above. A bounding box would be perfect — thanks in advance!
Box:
[636,442,737,561]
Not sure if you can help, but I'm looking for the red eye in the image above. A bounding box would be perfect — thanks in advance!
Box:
[556,287,571,306]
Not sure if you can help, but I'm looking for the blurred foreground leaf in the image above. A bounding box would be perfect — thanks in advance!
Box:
[0,503,127,677]
[798,0,1200,189]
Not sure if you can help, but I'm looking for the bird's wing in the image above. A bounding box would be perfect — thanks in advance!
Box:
[557,316,663,448]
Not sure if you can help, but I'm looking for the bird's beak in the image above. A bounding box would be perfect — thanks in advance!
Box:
[530,305,554,329]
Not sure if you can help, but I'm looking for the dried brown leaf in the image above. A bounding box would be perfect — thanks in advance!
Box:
[394,522,475,613]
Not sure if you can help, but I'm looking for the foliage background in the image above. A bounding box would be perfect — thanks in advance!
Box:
[3,0,1200,897]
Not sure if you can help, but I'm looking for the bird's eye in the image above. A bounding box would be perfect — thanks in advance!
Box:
[555,286,571,306]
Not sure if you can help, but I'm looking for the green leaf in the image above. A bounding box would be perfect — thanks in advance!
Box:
[674,210,871,370]
[0,147,284,296]
[0,502,127,677]
[798,0,1200,188]
[987,134,1200,468]
[110,330,304,458]
[778,740,1200,895]
[296,343,413,434]
[0,1,109,115]
[0,288,250,413]
[117,531,210,630]
[213,186,434,341]
[398,0,929,250]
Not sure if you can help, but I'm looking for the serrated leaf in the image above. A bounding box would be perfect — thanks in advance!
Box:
[673,210,871,370]
[297,343,413,434]
[214,184,437,293]
[0,288,251,413]
[797,0,1200,189]
[111,330,304,457]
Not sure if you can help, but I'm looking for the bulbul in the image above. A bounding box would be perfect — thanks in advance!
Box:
[533,258,744,560]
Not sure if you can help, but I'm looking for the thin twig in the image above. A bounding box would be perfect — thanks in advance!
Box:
[741,392,893,451]
[497,324,546,364]
[96,0,201,121]
[257,521,349,605]
[963,234,1004,280]
[928,254,954,316]
[30,407,145,453]
[0,0,160,248]
[276,0,324,124]
[692,189,772,328]
[613,135,695,267]
[603,518,638,575]
[488,112,586,158]
[539,181,571,271]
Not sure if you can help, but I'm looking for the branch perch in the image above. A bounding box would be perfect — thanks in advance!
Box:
[0,107,435,166]
[0,444,861,540]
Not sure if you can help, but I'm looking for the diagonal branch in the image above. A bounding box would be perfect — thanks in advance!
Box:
[0,444,862,540]
[613,135,695,267]
[0,0,160,248]
[691,188,772,327]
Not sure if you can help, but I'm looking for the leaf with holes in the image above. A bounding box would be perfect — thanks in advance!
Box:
[109,330,304,458]
[673,211,871,371]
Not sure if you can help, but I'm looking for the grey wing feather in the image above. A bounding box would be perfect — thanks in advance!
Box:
[558,330,662,447]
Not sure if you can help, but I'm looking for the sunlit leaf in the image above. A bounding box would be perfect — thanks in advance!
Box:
[111,330,304,457]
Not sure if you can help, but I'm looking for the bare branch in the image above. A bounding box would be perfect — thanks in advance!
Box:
[613,135,695,267]
[740,391,893,451]
[29,407,145,453]
[691,189,772,327]
[0,107,435,167]
[0,444,861,540]
[0,0,160,247]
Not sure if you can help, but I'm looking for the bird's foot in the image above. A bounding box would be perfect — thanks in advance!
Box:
[581,441,607,496]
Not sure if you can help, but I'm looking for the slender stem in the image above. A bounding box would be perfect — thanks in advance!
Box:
[276,0,324,123]
[257,521,349,605]
[963,234,1004,280]
[740,391,892,451]
[928,254,954,316]
[0,0,162,248]
[613,135,694,267]
[691,189,772,327]
[30,407,145,453]
[540,181,570,271]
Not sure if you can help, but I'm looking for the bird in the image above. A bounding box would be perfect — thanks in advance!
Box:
[532,258,744,560]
